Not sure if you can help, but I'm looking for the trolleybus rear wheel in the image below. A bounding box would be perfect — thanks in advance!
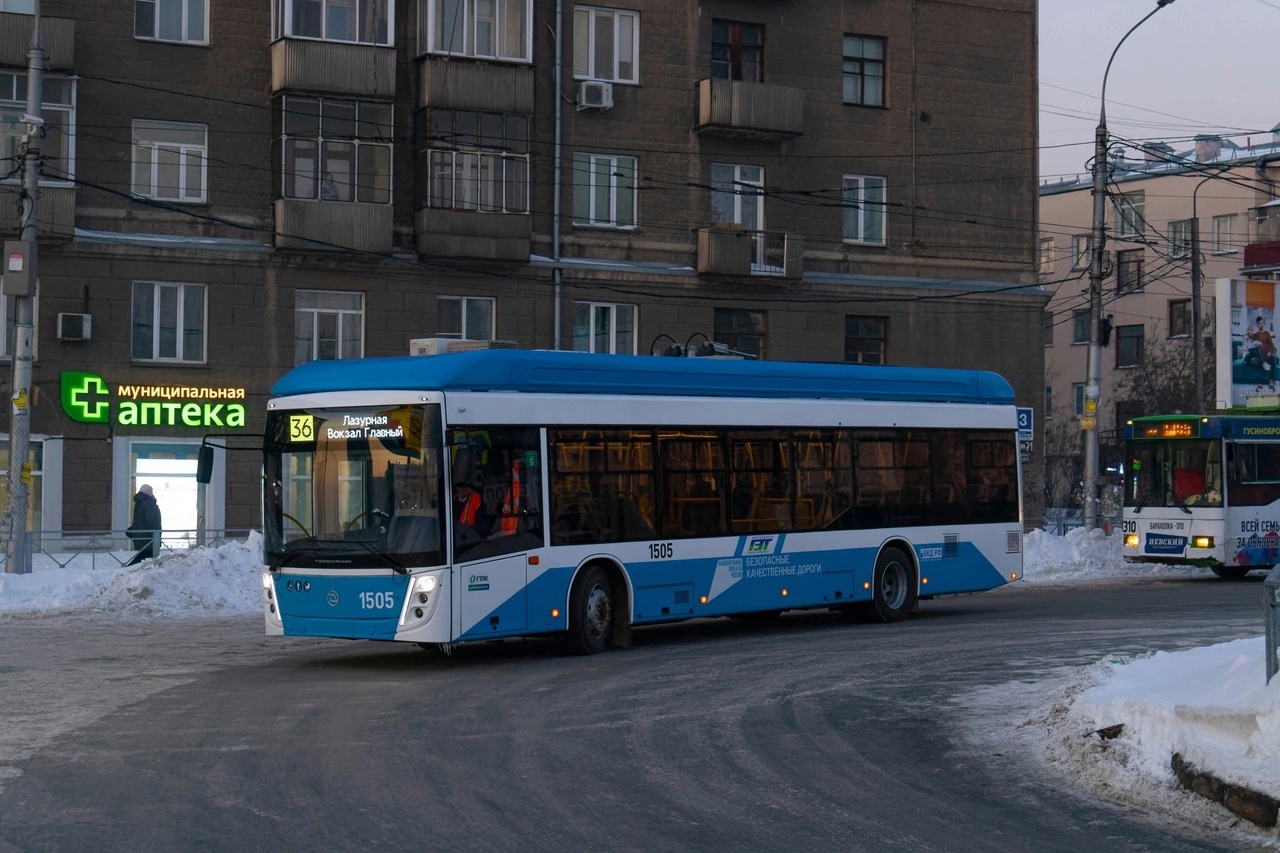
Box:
[567,565,614,655]
[1210,565,1254,580]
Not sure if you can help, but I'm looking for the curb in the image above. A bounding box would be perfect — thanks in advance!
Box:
[1171,752,1279,829]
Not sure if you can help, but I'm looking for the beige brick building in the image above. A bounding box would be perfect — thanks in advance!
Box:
[0,0,1046,538]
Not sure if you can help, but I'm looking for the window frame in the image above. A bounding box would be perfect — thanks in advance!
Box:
[131,281,207,364]
[424,109,529,214]
[844,315,887,364]
[841,34,885,107]
[1115,323,1144,368]
[1168,299,1191,339]
[1168,218,1193,259]
[1045,386,1053,420]
[271,0,393,44]
[1071,234,1091,270]
[710,19,764,82]
[438,295,495,340]
[842,174,886,246]
[713,307,767,360]
[1072,309,1089,345]
[136,0,209,44]
[294,290,364,364]
[1116,248,1144,294]
[1213,214,1238,254]
[572,152,637,228]
[278,95,393,205]
[131,120,208,203]
[1115,192,1145,238]
[0,73,75,186]
[572,301,637,354]
[1038,235,1055,273]
[1073,382,1085,417]
[425,0,532,63]
[573,6,640,84]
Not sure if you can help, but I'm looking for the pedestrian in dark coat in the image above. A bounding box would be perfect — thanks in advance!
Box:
[126,484,162,566]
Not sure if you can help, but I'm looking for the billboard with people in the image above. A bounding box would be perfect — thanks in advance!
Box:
[1216,278,1280,408]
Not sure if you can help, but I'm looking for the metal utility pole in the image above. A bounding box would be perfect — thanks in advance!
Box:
[4,4,44,574]
[1082,0,1176,531]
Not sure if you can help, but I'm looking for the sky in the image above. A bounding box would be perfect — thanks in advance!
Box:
[1,530,1278,841]
[1038,0,1280,184]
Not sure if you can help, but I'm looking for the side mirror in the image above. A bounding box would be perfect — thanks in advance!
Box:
[196,445,214,484]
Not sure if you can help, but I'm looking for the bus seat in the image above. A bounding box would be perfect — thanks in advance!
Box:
[387,513,440,554]
[1173,469,1204,501]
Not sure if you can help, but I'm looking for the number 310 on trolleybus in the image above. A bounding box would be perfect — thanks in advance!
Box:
[260,350,1024,654]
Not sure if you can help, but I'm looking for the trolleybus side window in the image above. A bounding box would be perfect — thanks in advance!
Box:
[659,429,726,538]
[450,427,544,562]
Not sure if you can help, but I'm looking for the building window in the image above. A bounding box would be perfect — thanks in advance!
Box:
[0,293,17,358]
[295,290,363,363]
[427,0,530,61]
[1072,309,1089,344]
[272,0,391,44]
[0,0,35,12]
[714,308,767,359]
[1072,383,1085,417]
[573,302,635,354]
[1169,219,1193,259]
[842,174,886,245]
[1115,192,1145,237]
[1,73,74,184]
[278,96,392,204]
[438,296,494,340]
[132,282,206,363]
[842,35,885,106]
[711,19,763,82]
[1038,236,1055,273]
[131,120,207,203]
[1116,324,1143,368]
[573,6,638,83]
[137,0,207,43]
[425,110,529,213]
[1045,386,1053,420]
[844,315,886,364]
[1071,234,1090,270]
[1169,299,1191,338]
[1116,249,1144,294]
[0,440,42,535]
[1044,311,1053,347]
[572,153,636,227]
[1213,214,1237,253]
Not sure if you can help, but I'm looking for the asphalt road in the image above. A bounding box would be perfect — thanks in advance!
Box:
[0,576,1270,852]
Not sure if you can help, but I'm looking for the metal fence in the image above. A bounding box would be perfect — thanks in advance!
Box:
[0,528,260,573]
[1266,567,1280,685]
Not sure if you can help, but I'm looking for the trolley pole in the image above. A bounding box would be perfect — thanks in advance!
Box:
[4,5,44,575]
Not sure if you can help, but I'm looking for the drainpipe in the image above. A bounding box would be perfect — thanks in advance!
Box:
[552,0,563,350]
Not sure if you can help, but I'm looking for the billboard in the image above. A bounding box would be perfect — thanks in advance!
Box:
[1216,278,1280,409]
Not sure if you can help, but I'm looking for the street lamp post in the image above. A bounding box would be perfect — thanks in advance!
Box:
[1082,0,1177,531]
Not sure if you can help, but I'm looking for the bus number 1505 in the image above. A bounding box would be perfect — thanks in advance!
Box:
[359,591,396,610]
[649,542,674,560]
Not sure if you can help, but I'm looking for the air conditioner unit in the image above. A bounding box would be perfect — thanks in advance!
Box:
[409,338,519,356]
[576,80,614,111]
[57,312,91,342]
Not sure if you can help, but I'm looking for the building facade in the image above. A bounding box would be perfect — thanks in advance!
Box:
[1039,133,1280,511]
[0,0,1045,544]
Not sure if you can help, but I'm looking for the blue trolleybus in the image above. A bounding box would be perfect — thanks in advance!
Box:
[261,350,1024,654]
[1122,413,1280,578]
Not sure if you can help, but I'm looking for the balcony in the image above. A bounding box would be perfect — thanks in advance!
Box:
[694,78,804,140]
[697,227,803,278]
[270,38,396,99]
[1243,203,1280,271]
[415,208,530,261]
[0,12,74,69]
[1244,241,1280,271]
[274,199,392,254]
[0,185,74,241]
[418,58,535,113]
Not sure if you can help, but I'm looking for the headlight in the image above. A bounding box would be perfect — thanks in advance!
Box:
[1192,536,1214,549]
[1124,534,1139,548]
[413,575,438,594]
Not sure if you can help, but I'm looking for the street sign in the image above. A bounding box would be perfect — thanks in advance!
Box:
[1016,408,1034,463]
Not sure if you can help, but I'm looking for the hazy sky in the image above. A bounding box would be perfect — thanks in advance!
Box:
[1038,0,1280,183]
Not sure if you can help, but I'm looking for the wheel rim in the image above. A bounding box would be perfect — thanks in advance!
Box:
[584,584,611,641]
[881,560,908,610]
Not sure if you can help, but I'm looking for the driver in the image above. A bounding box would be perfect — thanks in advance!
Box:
[453,478,493,538]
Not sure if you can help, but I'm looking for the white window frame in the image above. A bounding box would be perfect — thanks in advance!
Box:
[573,302,636,354]
[1168,219,1193,259]
[271,0,393,45]
[280,96,393,205]
[573,6,639,83]
[1038,236,1055,273]
[842,174,886,246]
[136,0,208,44]
[438,295,494,340]
[132,120,208,203]
[1071,234,1090,270]
[132,281,207,363]
[295,290,364,364]
[572,153,637,228]
[1072,309,1089,345]
[1115,192,1145,238]
[425,0,532,62]
[1,72,75,186]
[1213,214,1238,253]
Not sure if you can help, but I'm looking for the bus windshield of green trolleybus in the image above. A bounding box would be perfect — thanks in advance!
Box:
[263,404,447,570]
[1126,438,1223,510]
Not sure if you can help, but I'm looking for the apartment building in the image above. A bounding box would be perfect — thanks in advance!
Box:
[1039,133,1280,507]
[0,0,1044,539]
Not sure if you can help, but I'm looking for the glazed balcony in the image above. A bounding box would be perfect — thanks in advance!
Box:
[694,78,804,140]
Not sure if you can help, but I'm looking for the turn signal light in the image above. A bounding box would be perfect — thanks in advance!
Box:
[1192,536,1214,549]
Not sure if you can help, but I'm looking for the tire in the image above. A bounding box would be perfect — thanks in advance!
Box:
[567,565,614,655]
[1210,565,1253,580]
[864,546,918,623]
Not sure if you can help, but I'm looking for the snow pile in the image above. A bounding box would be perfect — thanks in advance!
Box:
[1022,525,1215,583]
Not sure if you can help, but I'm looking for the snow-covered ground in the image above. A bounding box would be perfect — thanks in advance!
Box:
[1,528,1278,840]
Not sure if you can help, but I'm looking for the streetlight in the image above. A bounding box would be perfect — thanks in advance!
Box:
[1082,0,1178,531]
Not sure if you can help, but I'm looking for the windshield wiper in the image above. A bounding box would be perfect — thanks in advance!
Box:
[350,539,408,574]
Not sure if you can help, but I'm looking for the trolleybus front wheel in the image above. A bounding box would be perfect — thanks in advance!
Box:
[1211,565,1256,580]
[567,565,614,655]
[864,546,917,623]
